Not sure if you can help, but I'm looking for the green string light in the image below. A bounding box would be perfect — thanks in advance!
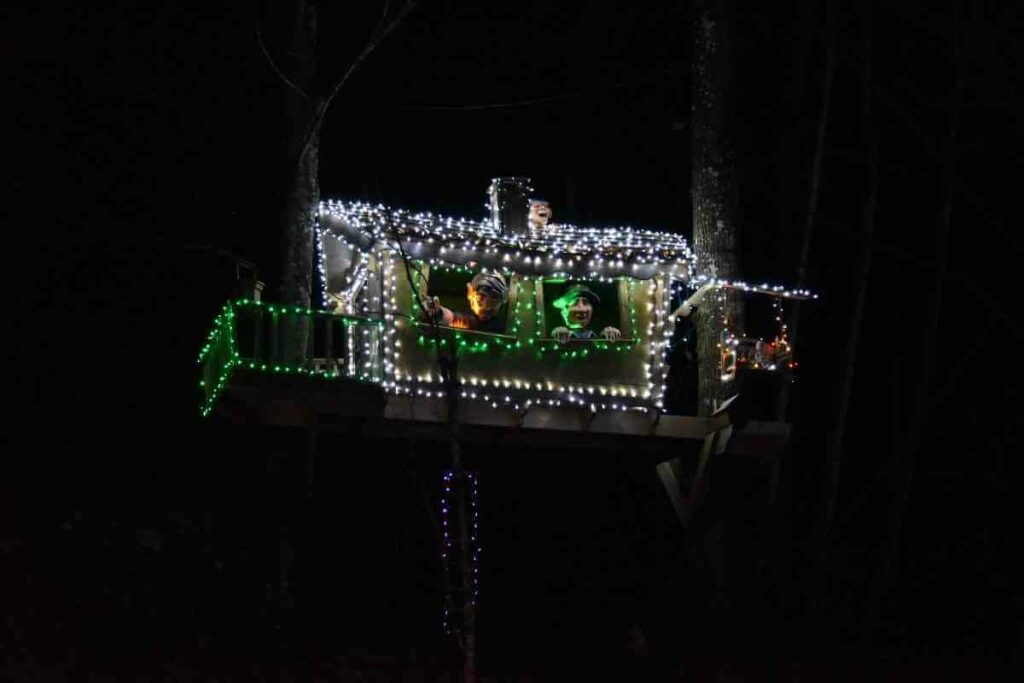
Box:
[404,265,638,359]
[198,299,385,417]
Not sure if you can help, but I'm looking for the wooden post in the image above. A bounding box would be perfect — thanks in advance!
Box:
[682,429,719,526]
[657,404,734,528]
[324,314,334,368]
[656,458,689,525]
[270,310,280,365]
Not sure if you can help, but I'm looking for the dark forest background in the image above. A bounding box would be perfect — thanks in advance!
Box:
[6,0,1022,678]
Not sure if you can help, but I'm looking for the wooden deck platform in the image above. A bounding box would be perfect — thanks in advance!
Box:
[211,368,790,459]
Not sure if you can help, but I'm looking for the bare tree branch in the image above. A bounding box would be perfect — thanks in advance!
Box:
[824,215,1024,340]
[868,1,965,636]
[374,0,394,40]
[742,178,1024,342]
[401,66,678,111]
[835,319,996,532]
[840,49,1024,258]
[776,0,838,422]
[256,30,309,101]
[294,0,421,168]
[818,0,875,548]
[405,90,585,112]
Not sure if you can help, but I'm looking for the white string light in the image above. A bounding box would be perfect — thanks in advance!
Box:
[314,199,816,412]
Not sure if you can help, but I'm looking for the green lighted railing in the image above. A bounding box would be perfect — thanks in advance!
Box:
[197,299,384,416]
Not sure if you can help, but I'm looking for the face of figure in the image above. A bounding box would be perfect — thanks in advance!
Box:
[563,296,594,329]
[467,284,504,320]
[529,201,552,228]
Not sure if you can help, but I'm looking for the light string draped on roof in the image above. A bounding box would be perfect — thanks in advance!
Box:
[319,200,698,273]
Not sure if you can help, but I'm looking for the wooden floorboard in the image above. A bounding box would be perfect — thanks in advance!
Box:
[212,370,789,457]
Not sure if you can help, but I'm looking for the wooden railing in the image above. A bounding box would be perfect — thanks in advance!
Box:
[198,300,384,415]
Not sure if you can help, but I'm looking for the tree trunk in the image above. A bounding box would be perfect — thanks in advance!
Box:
[280,122,320,311]
[692,0,743,417]
[280,114,320,363]
[278,1,320,306]
[819,0,877,550]
[276,0,320,362]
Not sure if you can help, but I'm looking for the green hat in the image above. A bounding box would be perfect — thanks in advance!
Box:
[552,284,601,311]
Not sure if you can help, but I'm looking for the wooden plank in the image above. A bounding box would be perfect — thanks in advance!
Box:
[723,421,791,460]
[656,459,688,525]
[522,406,591,432]
[533,279,547,337]
[656,395,742,528]
[590,409,656,436]
[215,371,791,455]
[261,397,314,428]
[654,414,726,440]
[324,315,334,365]
[617,278,632,338]
[460,400,520,428]
[679,430,719,526]
[383,395,447,422]
[506,273,521,333]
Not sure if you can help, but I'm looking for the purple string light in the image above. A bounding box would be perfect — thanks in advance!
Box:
[441,469,481,633]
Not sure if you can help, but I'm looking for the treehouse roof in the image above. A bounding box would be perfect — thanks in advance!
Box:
[319,200,696,282]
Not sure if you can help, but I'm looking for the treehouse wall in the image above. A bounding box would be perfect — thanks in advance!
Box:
[387,253,672,403]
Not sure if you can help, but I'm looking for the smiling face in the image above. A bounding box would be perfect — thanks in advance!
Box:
[529,201,552,228]
[467,283,504,320]
[563,296,594,329]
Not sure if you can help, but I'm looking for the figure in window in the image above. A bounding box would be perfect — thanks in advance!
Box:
[550,284,621,342]
[528,198,553,232]
[423,271,510,334]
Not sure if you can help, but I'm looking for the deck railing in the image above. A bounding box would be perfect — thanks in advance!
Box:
[198,299,384,415]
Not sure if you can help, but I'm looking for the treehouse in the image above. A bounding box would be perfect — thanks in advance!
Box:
[319,177,695,416]
[199,177,812,481]
[195,178,819,654]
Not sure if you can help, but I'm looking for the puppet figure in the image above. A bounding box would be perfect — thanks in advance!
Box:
[423,272,510,334]
[550,284,621,342]
[528,198,553,231]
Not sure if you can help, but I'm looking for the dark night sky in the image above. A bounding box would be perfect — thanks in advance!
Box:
[7,0,1024,676]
